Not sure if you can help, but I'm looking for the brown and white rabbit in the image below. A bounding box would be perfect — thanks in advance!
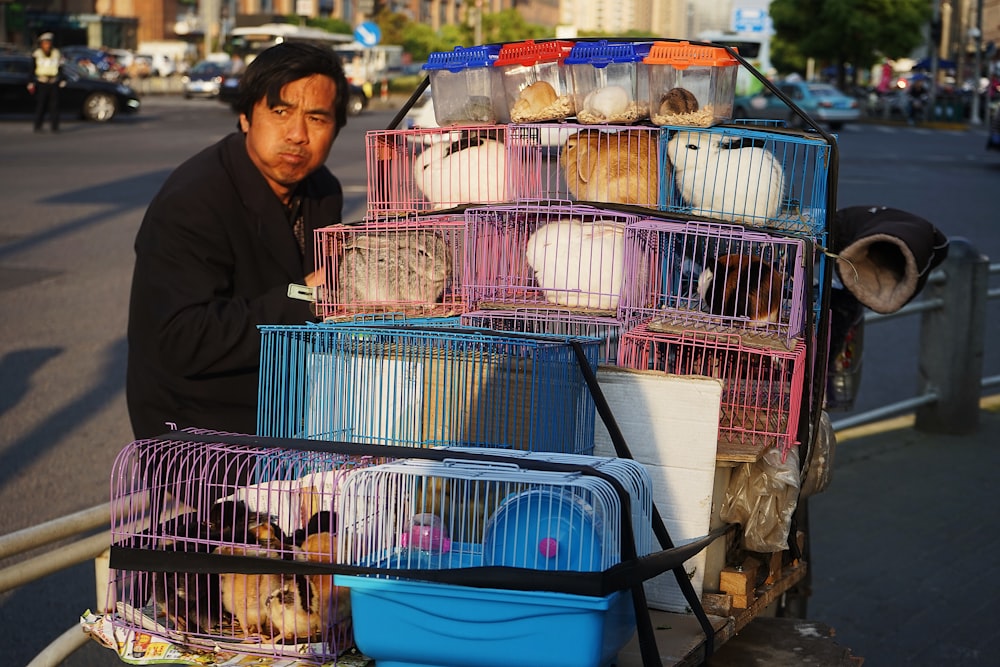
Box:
[559,128,662,207]
[337,230,453,304]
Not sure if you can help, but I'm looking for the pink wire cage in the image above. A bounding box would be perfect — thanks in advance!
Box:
[313,215,465,320]
[617,324,807,459]
[462,201,640,315]
[106,429,378,661]
[619,218,808,347]
[365,125,543,215]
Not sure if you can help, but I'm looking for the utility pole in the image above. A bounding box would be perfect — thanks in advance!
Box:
[969,0,985,125]
[926,0,942,122]
[473,0,483,46]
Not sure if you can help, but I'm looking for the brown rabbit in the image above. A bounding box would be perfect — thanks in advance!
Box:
[560,128,662,207]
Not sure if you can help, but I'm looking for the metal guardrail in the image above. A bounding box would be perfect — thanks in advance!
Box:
[832,238,998,432]
[1,496,150,667]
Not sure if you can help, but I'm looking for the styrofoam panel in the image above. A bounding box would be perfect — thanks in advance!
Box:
[593,366,721,612]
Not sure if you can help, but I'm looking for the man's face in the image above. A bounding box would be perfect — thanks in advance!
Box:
[239,74,338,204]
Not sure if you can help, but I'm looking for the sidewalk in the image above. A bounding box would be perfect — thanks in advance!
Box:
[802,399,1000,665]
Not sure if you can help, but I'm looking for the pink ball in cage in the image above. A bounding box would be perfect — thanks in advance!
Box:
[538,536,559,559]
[400,513,452,553]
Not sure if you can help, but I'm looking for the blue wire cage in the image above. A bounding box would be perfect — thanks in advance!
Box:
[257,324,602,455]
[660,124,833,239]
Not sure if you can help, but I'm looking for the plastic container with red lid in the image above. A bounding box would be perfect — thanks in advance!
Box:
[643,41,740,126]
[494,40,576,123]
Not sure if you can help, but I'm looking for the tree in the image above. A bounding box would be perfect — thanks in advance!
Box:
[372,7,552,63]
[770,0,931,87]
[304,16,352,36]
[479,9,551,44]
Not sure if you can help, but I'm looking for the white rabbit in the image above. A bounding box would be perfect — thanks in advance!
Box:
[524,218,628,311]
[666,130,785,225]
[412,132,509,210]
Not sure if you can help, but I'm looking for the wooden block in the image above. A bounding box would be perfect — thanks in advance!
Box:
[731,593,750,609]
[719,558,759,598]
[764,550,784,586]
[701,593,733,616]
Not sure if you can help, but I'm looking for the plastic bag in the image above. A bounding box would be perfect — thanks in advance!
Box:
[719,446,800,552]
[800,410,836,498]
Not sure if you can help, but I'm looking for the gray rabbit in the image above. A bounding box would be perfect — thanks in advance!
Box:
[337,229,453,304]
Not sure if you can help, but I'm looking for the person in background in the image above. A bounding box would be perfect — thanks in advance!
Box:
[27,32,64,133]
[987,103,1000,150]
[126,42,350,440]
[229,52,246,76]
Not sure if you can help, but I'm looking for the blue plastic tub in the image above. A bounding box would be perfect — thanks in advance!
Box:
[336,575,636,667]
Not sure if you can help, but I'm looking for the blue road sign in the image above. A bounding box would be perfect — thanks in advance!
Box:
[354,21,382,48]
[733,7,768,33]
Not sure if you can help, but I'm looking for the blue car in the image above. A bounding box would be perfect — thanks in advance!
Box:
[734,79,861,130]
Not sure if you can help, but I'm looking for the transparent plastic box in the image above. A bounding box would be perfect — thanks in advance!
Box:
[565,40,651,125]
[644,41,740,127]
[494,40,576,123]
[422,45,507,126]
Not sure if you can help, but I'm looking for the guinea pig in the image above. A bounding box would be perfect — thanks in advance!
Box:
[512,80,559,120]
[697,253,783,326]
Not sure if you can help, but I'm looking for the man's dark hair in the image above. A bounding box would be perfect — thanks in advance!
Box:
[235,41,349,135]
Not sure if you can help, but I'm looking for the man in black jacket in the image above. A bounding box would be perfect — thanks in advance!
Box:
[126,42,350,440]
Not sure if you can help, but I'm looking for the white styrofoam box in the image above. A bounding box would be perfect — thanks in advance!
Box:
[592,366,722,612]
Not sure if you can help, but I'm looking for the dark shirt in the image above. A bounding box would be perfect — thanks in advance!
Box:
[126,132,342,439]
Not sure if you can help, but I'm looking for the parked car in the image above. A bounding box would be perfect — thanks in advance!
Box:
[733,80,861,130]
[0,54,140,122]
[182,59,229,99]
[217,71,371,116]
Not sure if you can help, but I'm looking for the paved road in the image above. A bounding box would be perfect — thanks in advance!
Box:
[0,97,997,665]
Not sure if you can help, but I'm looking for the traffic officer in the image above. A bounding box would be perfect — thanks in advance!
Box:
[28,32,64,133]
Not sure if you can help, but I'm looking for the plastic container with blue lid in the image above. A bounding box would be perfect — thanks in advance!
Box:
[565,40,652,124]
[422,45,508,126]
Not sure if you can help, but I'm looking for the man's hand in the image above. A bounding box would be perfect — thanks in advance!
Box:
[26,83,35,94]
[304,269,324,288]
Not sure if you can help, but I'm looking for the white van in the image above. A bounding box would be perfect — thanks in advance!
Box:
[137,41,193,76]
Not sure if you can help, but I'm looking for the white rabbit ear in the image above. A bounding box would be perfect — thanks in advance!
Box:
[697,267,714,302]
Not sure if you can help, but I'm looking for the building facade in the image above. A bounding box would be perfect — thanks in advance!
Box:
[6,0,1000,75]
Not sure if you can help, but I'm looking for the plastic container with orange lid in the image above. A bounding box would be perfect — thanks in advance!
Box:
[643,41,740,127]
[494,40,576,123]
